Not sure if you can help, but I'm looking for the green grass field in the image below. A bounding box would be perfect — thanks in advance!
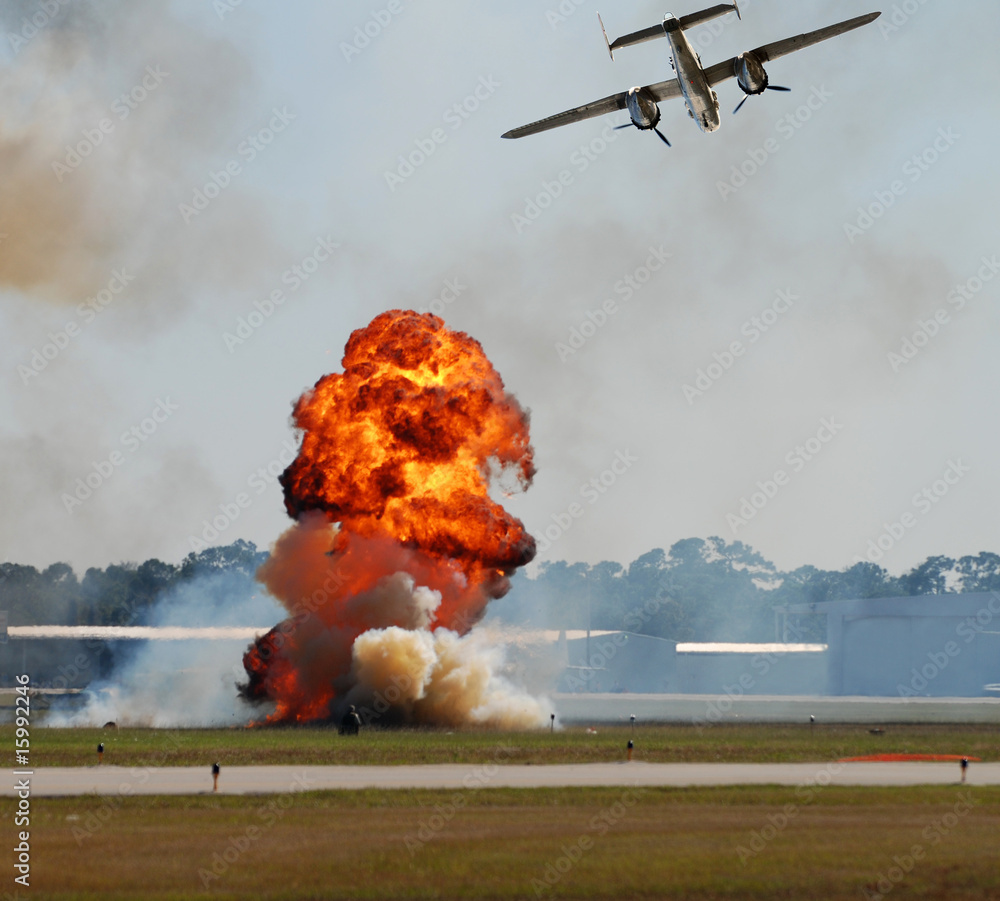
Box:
[11,785,1000,900]
[11,721,999,768]
[10,723,1000,898]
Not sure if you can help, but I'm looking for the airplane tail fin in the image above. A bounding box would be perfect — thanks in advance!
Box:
[597,13,614,60]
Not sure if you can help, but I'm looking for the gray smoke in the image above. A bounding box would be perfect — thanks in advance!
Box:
[0,0,290,569]
[0,0,281,310]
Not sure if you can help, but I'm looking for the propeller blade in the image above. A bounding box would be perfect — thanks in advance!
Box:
[767,85,792,92]
[613,123,633,130]
[653,126,671,147]
[733,94,750,115]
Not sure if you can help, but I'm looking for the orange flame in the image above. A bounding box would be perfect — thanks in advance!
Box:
[241,311,536,724]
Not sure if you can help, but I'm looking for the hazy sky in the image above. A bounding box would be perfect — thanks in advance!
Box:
[2,0,998,578]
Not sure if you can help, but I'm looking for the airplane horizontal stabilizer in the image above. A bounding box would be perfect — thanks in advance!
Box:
[608,22,667,54]
[606,4,739,54]
[676,4,740,32]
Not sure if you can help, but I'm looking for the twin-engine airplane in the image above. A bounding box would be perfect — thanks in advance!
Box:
[502,5,880,146]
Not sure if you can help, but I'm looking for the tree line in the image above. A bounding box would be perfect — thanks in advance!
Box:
[2,537,998,642]
[492,539,1000,642]
[0,540,267,629]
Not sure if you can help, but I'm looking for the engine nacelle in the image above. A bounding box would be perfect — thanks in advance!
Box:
[625,86,661,130]
[734,51,769,96]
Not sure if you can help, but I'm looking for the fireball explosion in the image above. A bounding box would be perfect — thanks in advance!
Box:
[241,310,548,727]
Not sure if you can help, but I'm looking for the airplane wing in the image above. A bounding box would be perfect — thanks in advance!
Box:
[704,11,881,87]
[643,79,684,103]
[501,91,628,139]
[703,57,740,88]
[501,79,682,139]
[751,11,881,63]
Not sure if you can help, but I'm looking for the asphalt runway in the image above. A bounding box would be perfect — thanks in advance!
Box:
[10,761,1000,796]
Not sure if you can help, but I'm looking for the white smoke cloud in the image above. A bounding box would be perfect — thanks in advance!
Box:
[348,623,552,729]
[46,570,284,727]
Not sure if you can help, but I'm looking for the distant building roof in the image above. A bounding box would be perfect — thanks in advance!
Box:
[676,642,827,654]
[9,626,267,641]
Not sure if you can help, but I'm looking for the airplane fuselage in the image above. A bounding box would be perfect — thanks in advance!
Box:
[664,17,721,132]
